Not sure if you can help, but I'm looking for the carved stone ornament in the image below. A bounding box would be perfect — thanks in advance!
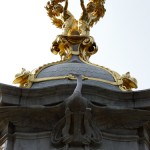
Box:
[51,75,102,150]
[1,76,150,149]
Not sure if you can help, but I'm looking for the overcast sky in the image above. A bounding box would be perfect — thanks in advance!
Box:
[0,0,150,90]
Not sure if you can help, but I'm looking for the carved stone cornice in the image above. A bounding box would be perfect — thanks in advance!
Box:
[1,83,150,108]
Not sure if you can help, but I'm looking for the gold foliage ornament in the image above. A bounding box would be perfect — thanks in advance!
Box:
[45,0,106,36]
[120,72,138,91]
[51,35,72,60]
[79,0,106,35]
[13,68,33,88]
[50,35,98,61]
[45,0,78,35]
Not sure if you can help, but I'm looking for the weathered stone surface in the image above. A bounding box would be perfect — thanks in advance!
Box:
[1,83,150,108]
[31,62,120,91]
[1,78,150,150]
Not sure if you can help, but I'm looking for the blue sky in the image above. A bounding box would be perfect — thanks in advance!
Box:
[0,0,150,90]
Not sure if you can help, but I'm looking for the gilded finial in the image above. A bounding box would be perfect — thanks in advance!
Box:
[45,0,105,61]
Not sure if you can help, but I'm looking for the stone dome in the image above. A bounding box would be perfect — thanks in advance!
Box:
[31,56,121,91]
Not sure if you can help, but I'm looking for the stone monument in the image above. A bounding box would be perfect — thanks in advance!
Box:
[0,0,150,150]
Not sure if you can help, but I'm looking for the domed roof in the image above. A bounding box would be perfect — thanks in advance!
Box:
[13,35,137,91]
[31,56,122,91]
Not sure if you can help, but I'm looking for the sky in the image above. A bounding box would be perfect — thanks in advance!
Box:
[0,0,150,90]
